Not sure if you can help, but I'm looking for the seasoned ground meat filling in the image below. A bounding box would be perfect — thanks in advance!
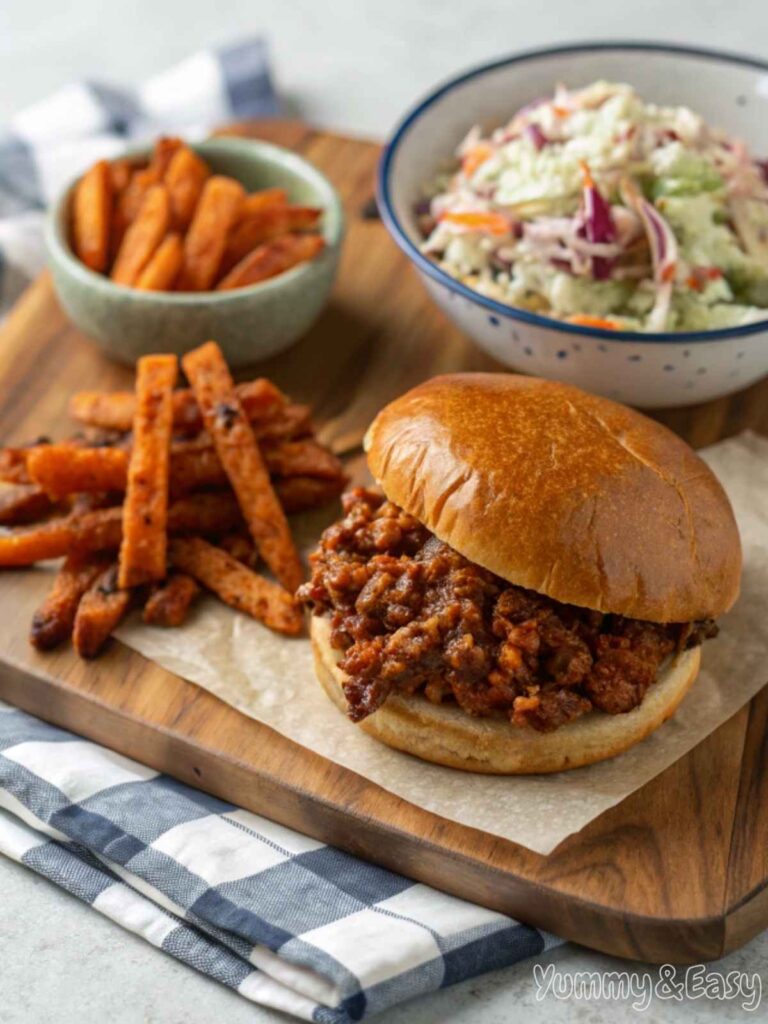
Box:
[298,488,718,732]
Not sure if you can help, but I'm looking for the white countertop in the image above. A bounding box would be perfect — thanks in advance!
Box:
[2,0,768,138]
[2,854,766,1023]
[1,0,768,1020]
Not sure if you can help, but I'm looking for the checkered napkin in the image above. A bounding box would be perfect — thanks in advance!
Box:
[0,37,278,316]
[0,702,559,1019]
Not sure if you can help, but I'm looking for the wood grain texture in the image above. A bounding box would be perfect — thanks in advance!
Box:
[0,121,765,965]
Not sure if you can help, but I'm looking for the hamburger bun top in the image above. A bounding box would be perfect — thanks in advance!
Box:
[364,374,741,623]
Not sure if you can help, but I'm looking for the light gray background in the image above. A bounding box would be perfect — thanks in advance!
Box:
[1,0,767,1020]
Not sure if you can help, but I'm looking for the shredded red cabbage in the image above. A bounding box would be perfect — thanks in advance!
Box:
[579,168,616,280]
[525,124,548,151]
[635,197,678,283]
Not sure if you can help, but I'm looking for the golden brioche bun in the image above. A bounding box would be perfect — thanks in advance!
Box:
[311,616,701,773]
[364,374,741,623]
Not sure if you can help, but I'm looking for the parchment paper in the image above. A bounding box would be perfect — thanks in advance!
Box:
[112,432,768,854]
[0,428,748,856]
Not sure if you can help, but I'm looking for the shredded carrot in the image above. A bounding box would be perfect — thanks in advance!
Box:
[578,160,595,189]
[461,143,494,178]
[439,211,511,235]
[660,263,677,284]
[566,314,621,330]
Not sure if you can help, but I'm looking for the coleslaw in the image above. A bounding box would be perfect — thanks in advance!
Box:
[417,81,768,332]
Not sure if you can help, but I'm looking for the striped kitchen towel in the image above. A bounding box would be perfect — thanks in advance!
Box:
[0,37,278,315]
[0,701,560,1020]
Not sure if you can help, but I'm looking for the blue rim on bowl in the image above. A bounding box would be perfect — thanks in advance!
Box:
[47,136,345,302]
[377,40,768,345]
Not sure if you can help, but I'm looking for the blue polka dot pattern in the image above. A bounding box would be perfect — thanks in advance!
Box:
[488,315,500,326]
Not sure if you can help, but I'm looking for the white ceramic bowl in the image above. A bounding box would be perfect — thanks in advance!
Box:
[378,42,768,408]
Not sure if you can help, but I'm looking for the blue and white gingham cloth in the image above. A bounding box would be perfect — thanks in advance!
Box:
[0,701,558,1019]
[0,38,278,316]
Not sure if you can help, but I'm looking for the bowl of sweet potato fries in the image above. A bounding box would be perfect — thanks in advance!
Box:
[0,340,348,657]
[45,136,344,367]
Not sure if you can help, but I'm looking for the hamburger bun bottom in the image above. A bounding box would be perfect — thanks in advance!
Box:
[310,616,701,774]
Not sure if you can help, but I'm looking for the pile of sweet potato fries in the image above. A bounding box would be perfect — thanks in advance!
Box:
[0,341,346,656]
[71,137,325,291]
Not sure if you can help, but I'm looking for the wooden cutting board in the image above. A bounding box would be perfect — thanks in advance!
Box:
[0,120,766,966]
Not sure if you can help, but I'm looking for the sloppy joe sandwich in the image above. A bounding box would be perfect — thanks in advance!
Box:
[298,373,741,774]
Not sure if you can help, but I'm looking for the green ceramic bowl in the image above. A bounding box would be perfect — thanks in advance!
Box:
[45,137,344,367]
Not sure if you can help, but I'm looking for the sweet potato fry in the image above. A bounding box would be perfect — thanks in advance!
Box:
[169,537,302,635]
[149,136,183,177]
[71,507,124,553]
[182,342,303,591]
[0,494,243,567]
[24,436,343,500]
[74,495,242,552]
[135,233,183,291]
[0,517,84,566]
[69,378,286,434]
[217,533,259,569]
[27,445,129,498]
[143,572,200,627]
[0,447,31,484]
[72,160,113,273]
[241,188,288,216]
[68,492,119,515]
[164,146,210,231]
[274,475,345,513]
[253,403,313,441]
[168,437,342,491]
[117,168,158,218]
[111,184,171,286]
[0,484,55,524]
[217,234,324,291]
[177,176,245,290]
[109,158,134,194]
[73,563,134,658]
[220,206,321,274]
[261,438,344,481]
[166,492,243,534]
[68,392,140,433]
[111,166,160,256]
[169,446,225,493]
[118,354,178,588]
[30,552,111,650]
